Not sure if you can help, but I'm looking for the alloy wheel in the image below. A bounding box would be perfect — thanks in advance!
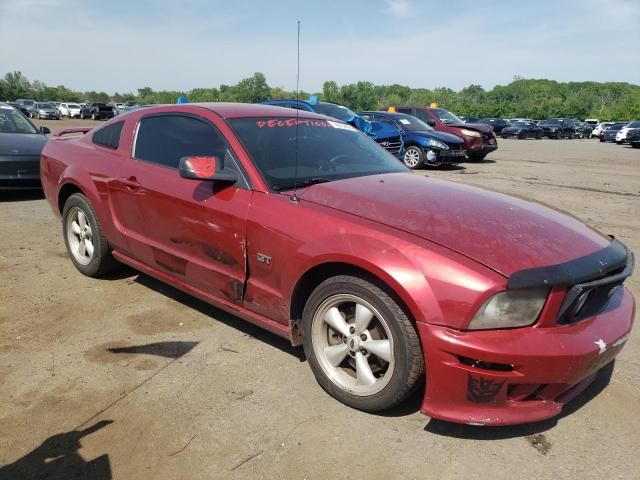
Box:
[66,207,94,265]
[311,294,395,396]
[403,148,421,168]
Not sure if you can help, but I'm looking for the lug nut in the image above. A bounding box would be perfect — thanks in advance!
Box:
[349,326,355,334]
[360,334,367,340]
[361,349,368,355]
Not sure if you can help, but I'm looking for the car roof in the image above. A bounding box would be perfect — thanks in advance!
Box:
[135,102,331,120]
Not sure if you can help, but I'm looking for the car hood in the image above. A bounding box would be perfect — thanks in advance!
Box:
[299,173,611,277]
[0,133,47,156]
[410,130,463,145]
[449,123,494,134]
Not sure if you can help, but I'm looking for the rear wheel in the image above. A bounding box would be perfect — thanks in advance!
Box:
[302,275,424,412]
[91,112,97,120]
[402,146,424,169]
[62,193,119,277]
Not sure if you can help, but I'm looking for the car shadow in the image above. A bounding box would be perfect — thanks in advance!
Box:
[0,190,44,202]
[0,420,113,480]
[133,273,305,362]
[107,341,199,359]
[465,158,496,164]
[423,361,615,439]
[423,164,466,171]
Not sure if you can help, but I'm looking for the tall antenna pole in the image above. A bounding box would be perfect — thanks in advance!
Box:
[291,20,301,204]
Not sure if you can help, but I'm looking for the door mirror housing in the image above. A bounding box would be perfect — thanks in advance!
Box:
[178,156,237,183]
[426,118,436,127]
[40,126,50,134]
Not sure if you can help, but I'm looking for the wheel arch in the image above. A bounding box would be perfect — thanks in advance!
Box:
[57,182,85,214]
[289,261,421,346]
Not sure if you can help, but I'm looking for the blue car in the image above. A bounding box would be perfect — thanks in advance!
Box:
[261,99,404,159]
[359,111,465,169]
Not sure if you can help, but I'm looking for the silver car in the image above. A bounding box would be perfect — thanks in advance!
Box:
[30,102,60,120]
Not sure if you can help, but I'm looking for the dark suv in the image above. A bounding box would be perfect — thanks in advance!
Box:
[390,106,497,161]
[80,103,114,120]
[538,118,578,139]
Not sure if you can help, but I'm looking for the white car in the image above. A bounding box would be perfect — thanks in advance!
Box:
[616,120,640,143]
[59,102,82,119]
[592,122,614,138]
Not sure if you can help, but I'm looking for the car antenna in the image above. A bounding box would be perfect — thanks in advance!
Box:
[290,20,301,205]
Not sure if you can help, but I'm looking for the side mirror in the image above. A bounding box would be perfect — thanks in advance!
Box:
[40,126,51,134]
[426,118,436,127]
[178,156,237,183]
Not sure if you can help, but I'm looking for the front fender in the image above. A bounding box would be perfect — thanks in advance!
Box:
[288,230,506,330]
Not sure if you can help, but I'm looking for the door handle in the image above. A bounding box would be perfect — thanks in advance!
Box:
[119,176,140,190]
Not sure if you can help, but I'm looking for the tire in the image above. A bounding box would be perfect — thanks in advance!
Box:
[91,112,96,120]
[467,152,487,162]
[62,193,119,277]
[616,141,622,145]
[632,144,640,149]
[302,275,424,412]
[80,112,85,120]
[536,134,542,139]
[600,138,605,142]
[402,146,424,169]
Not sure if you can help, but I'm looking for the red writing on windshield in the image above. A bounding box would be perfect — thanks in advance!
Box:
[257,119,330,128]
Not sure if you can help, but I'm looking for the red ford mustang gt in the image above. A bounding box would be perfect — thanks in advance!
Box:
[40,103,635,426]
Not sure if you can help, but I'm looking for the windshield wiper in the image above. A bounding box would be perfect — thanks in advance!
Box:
[273,177,333,191]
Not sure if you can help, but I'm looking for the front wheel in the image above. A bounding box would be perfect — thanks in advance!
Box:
[302,275,424,412]
[467,152,488,162]
[62,193,120,277]
[91,112,97,120]
[402,146,424,169]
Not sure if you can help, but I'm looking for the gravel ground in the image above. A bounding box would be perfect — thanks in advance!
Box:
[0,118,638,479]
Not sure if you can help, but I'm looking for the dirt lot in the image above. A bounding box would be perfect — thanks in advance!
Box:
[1,117,639,479]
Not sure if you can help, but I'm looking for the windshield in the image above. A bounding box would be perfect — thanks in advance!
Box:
[512,122,528,128]
[391,113,433,131]
[0,106,39,134]
[227,117,407,191]
[68,104,80,109]
[21,100,35,106]
[36,103,53,109]
[431,108,463,124]
[312,103,358,122]
[539,120,561,126]
[628,121,640,128]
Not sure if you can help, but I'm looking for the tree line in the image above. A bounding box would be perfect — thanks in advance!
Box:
[2,71,638,120]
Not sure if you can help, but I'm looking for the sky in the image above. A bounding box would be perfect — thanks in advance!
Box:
[1,0,639,94]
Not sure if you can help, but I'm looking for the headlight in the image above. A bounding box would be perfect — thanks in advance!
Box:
[460,129,482,138]
[426,138,448,149]
[467,288,549,330]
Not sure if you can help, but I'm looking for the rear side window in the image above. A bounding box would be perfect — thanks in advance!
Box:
[92,121,124,150]
[134,114,229,169]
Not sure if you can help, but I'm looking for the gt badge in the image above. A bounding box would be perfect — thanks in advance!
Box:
[256,253,272,265]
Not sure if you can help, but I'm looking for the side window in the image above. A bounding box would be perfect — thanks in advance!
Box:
[376,116,395,126]
[360,114,373,121]
[92,121,124,150]
[396,108,412,115]
[134,114,228,169]
[413,110,430,122]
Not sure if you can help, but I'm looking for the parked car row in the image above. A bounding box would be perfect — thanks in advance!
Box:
[595,121,640,144]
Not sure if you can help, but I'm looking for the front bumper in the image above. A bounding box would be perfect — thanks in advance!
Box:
[417,286,635,426]
[0,158,41,188]
[465,136,498,153]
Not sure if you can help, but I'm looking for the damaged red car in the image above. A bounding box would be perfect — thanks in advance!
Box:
[41,103,635,426]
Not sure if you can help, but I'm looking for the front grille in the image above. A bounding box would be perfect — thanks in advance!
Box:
[376,136,402,155]
[557,253,634,325]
